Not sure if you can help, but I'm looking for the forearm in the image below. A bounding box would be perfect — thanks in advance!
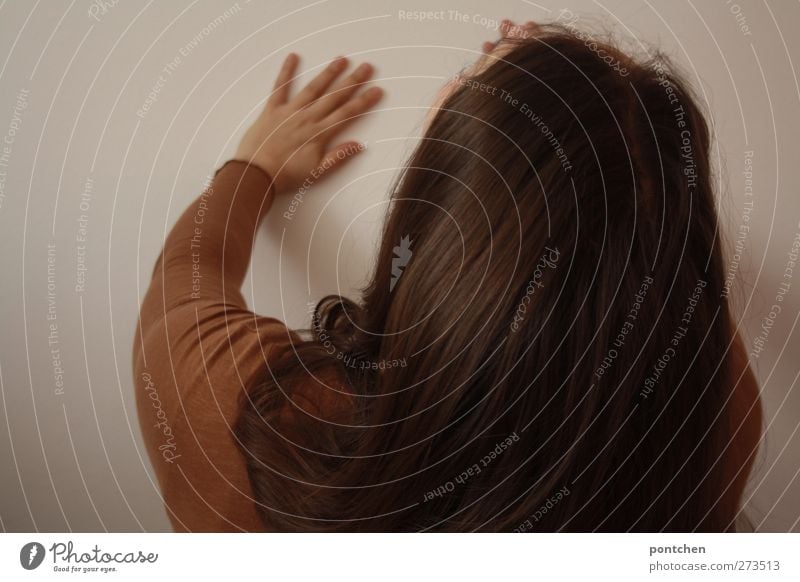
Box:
[140,160,274,330]
[138,49,380,335]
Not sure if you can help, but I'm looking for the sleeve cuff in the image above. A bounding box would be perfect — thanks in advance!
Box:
[214,159,275,189]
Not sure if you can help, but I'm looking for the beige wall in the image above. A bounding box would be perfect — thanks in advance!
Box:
[0,0,797,531]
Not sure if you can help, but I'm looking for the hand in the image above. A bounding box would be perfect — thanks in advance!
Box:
[234,53,383,194]
[462,20,540,80]
[481,19,540,54]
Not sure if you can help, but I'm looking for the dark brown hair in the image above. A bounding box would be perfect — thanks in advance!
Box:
[236,24,743,531]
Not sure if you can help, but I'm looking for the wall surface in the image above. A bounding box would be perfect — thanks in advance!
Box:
[0,0,798,531]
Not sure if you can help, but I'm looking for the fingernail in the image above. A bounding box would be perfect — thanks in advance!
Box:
[367,87,383,98]
[356,63,372,75]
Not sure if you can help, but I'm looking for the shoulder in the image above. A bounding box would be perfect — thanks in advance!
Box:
[133,300,299,531]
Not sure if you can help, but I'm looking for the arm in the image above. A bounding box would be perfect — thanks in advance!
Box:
[132,53,383,531]
[137,160,273,332]
[139,51,383,328]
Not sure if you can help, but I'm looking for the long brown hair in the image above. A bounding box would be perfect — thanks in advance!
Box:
[236,24,741,531]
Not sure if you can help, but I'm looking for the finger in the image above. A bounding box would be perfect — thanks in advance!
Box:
[268,52,300,107]
[482,41,496,53]
[319,86,383,139]
[293,56,349,108]
[507,21,537,40]
[525,21,542,39]
[306,62,374,119]
[318,141,365,174]
[507,23,525,39]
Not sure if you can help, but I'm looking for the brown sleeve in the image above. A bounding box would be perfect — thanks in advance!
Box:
[132,160,297,531]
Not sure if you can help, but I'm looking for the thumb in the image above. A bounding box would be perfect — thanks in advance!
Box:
[319,141,366,174]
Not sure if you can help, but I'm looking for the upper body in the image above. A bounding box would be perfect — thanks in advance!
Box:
[134,20,764,532]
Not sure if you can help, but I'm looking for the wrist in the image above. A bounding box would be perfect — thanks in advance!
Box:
[228,157,279,190]
[216,159,277,215]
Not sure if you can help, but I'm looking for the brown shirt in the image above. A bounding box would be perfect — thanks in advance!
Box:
[133,160,289,531]
[133,160,763,532]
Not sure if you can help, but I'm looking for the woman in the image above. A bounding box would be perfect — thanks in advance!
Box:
[134,21,762,532]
